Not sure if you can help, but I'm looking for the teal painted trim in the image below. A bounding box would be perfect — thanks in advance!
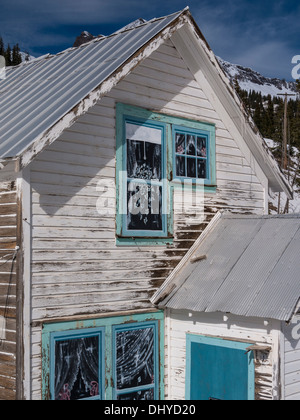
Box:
[115,102,216,246]
[121,118,168,238]
[42,311,165,400]
[112,320,160,400]
[172,123,216,188]
[185,334,255,401]
[116,237,174,246]
[116,103,215,131]
[116,103,172,242]
[49,327,105,400]
[170,180,216,194]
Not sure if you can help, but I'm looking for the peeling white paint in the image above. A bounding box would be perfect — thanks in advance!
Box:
[0,316,6,340]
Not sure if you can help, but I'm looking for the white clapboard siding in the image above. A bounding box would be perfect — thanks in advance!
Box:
[29,37,267,322]
[283,317,300,400]
[0,181,18,400]
[30,38,267,399]
[165,309,275,400]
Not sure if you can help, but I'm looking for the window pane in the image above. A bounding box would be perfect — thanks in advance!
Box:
[126,123,162,181]
[176,155,185,177]
[187,157,196,178]
[197,137,207,157]
[117,388,154,400]
[175,133,185,154]
[186,135,196,156]
[55,336,99,400]
[127,183,162,231]
[116,327,155,391]
[197,159,207,179]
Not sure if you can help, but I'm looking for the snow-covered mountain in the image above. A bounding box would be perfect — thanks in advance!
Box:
[218,57,297,98]
[20,51,35,62]
[73,31,96,48]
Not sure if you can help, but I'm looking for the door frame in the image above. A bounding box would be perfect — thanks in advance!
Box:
[185,334,255,400]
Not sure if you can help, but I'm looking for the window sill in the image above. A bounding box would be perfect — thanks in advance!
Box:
[170,178,217,193]
[116,236,174,246]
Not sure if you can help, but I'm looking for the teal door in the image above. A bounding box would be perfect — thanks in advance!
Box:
[186,335,255,401]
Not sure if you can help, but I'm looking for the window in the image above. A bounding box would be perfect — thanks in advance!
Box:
[116,105,169,241]
[113,323,158,400]
[50,328,105,401]
[116,104,216,242]
[42,312,164,400]
[124,120,167,236]
[174,126,209,181]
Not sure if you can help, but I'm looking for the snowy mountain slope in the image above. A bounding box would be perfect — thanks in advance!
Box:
[20,51,35,62]
[218,57,297,98]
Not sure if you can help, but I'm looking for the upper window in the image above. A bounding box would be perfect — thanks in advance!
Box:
[174,126,210,182]
[124,120,167,236]
[116,103,216,242]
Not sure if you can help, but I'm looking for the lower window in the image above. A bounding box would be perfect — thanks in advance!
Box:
[44,314,163,400]
[113,323,158,400]
[51,328,105,401]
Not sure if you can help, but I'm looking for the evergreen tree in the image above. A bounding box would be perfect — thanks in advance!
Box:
[265,96,275,139]
[12,43,22,65]
[0,37,4,57]
[0,38,25,66]
[5,43,12,66]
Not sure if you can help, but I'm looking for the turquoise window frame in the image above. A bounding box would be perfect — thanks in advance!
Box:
[42,311,164,400]
[118,116,168,239]
[185,334,255,401]
[116,103,216,245]
[49,327,105,401]
[172,125,212,185]
[112,320,160,400]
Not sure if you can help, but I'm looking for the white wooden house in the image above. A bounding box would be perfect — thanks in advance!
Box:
[152,212,300,400]
[0,8,293,400]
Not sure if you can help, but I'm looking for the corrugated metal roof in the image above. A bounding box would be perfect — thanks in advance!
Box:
[0,9,185,160]
[157,212,300,321]
[0,8,292,199]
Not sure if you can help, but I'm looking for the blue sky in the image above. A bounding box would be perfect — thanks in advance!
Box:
[0,0,299,80]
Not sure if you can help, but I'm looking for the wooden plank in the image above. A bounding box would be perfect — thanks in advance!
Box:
[31,257,181,273]
[31,269,170,285]
[0,386,16,400]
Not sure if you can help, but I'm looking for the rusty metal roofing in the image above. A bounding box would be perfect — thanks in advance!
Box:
[154,212,300,321]
[0,9,186,161]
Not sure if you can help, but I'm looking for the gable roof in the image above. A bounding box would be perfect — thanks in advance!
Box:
[152,212,300,321]
[0,8,292,198]
[0,9,187,167]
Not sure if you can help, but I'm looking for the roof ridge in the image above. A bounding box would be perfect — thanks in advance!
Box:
[9,7,190,69]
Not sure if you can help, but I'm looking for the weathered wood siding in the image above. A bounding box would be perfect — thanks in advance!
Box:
[0,181,18,400]
[282,316,300,400]
[166,310,277,400]
[29,39,267,398]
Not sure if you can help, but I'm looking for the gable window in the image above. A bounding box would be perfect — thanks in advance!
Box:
[125,121,167,236]
[116,103,216,243]
[174,127,209,182]
[116,105,169,241]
